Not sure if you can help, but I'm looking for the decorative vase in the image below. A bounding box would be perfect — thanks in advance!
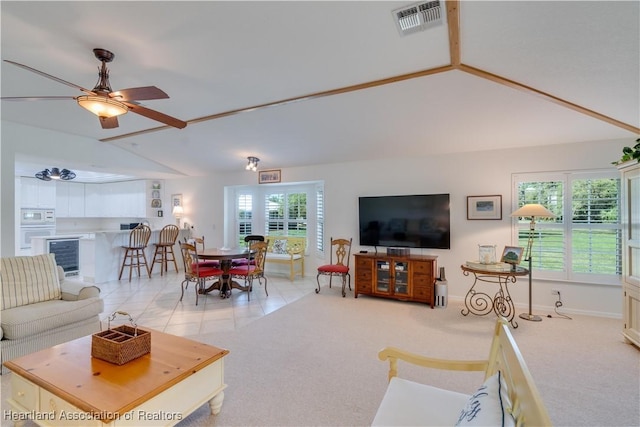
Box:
[479,245,497,264]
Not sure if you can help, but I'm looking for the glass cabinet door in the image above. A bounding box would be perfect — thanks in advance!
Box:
[394,261,409,295]
[376,261,390,293]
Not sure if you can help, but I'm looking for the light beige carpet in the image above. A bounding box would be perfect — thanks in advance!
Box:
[2,291,639,426]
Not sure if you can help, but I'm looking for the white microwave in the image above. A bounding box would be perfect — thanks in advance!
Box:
[20,208,55,226]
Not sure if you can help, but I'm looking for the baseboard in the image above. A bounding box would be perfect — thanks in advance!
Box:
[446,295,622,320]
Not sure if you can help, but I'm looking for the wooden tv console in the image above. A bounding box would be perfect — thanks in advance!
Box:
[354,253,437,307]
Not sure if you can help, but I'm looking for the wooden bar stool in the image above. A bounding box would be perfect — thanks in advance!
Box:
[118,225,152,281]
[151,224,180,276]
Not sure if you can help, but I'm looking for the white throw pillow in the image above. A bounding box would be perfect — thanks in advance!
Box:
[455,371,515,427]
[273,239,288,254]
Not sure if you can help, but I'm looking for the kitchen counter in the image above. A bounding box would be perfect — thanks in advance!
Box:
[80,228,190,284]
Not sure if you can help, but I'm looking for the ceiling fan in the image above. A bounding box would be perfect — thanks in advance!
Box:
[35,167,76,181]
[2,48,187,130]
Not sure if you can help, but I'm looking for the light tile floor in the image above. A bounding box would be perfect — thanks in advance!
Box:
[89,269,320,338]
[0,270,325,427]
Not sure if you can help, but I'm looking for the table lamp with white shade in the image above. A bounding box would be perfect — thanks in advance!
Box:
[172,205,184,227]
[511,203,556,322]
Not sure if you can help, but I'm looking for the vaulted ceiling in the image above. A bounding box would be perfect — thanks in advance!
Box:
[2,1,638,181]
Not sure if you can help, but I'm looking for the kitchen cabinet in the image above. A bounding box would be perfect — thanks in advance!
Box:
[83,180,147,218]
[84,185,102,217]
[52,179,156,218]
[56,181,85,217]
[20,177,56,208]
[618,160,640,348]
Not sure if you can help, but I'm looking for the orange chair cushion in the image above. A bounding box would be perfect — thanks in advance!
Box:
[317,265,349,274]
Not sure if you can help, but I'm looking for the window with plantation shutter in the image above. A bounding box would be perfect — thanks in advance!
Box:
[513,170,621,284]
[232,182,322,256]
[237,193,253,246]
[316,187,324,253]
[264,192,307,237]
[265,193,285,235]
[571,177,621,277]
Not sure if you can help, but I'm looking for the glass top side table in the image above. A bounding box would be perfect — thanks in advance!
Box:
[460,264,529,328]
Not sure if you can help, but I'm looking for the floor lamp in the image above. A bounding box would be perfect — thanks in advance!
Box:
[511,203,555,322]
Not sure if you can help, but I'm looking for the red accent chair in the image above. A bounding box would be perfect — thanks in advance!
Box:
[316,237,352,297]
[188,235,220,269]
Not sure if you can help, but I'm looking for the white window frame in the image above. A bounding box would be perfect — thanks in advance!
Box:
[264,191,307,237]
[316,185,324,254]
[236,192,254,246]
[512,169,621,286]
[230,182,323,256]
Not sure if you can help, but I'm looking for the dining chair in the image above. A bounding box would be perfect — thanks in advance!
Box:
[228,240,269,300]
[232,235,265,266]
[316,237,352,297]
[151,224,180,276]
[179,242,224,305]
[187,235,220,268]
[118,224,152,281]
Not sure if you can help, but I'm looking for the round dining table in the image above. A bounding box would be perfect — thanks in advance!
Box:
[198,248,251,298]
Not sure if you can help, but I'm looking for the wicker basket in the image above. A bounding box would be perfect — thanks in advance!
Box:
[91,312,151,365]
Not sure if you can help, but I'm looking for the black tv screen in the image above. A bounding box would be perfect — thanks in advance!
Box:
[359,194,450,249]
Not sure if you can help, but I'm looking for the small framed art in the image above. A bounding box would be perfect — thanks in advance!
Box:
[258,169,281,184]
[171,194,183,208]
[467,195,502,220]
[501,246,524,265]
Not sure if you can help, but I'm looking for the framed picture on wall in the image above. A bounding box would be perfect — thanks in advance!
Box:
[171,194,183,207]
[467,195,502,220]
[258,169,281,184]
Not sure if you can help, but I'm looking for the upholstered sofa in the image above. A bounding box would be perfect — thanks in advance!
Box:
[266,236,305,280]
[0,254,104,373]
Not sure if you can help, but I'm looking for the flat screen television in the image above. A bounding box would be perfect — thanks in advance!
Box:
[358,194,450,249]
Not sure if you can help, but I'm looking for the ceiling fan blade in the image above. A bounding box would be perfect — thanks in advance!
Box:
[4,60,95,95]
[1,96,76,101]
[112,86,169,101]
[124,102,187,129]
[100,116,119,129]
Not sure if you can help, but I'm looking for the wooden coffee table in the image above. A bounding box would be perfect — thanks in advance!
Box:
[3,329,229,426]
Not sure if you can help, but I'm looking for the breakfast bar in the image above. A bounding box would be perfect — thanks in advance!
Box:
[80,229,190,284]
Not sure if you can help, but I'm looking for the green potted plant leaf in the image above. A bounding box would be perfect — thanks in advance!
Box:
[612,138,640,165]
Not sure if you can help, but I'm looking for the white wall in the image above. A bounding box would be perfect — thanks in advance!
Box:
[163,138,629,318]
[2,121,630,317]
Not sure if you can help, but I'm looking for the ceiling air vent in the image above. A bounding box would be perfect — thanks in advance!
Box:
[392,0,443,36]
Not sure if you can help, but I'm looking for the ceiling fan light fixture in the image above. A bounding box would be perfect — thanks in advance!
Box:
[77,95,128,118]
[35,167,76,181]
